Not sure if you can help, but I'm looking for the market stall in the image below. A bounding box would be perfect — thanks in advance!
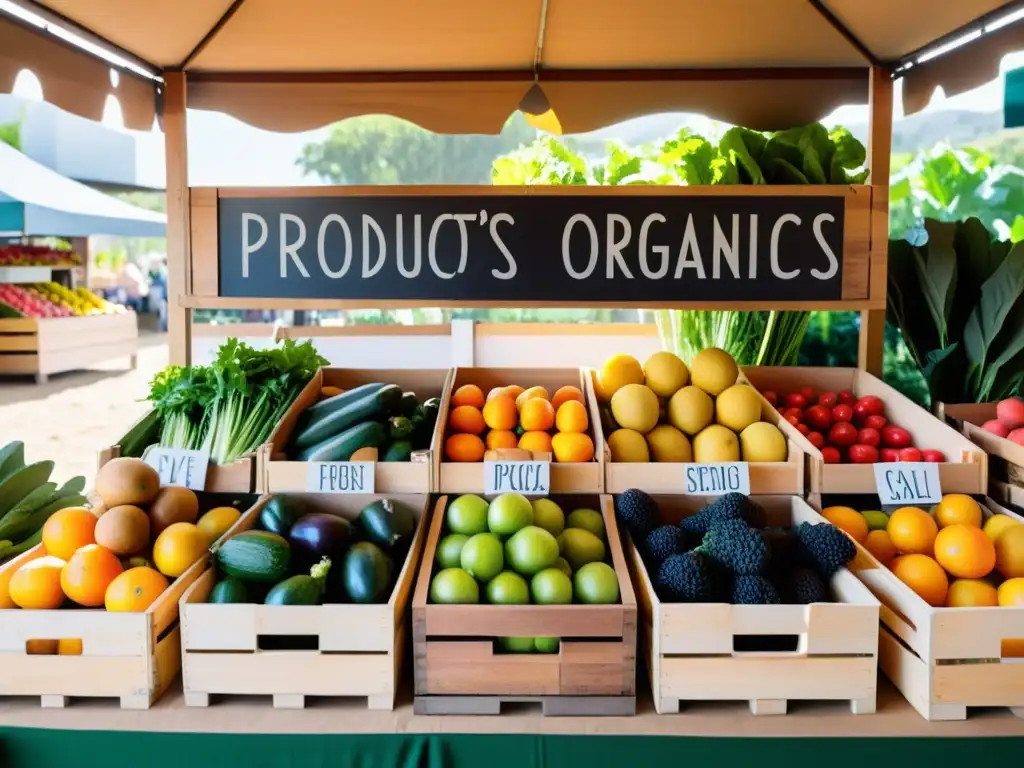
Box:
[0,0,1023,765]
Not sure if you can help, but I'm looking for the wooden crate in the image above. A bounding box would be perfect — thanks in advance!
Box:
[437,368,604,494]
[600,369,805,496]
[941,402,1024,487]
[179,493,428,710]
[0,313,138,383]
[412,495,637,716]
[845,497,1024,720]
[625,494,879,716]
[263,368,450,494]
[743,367,987,495]
[0,492,254,709]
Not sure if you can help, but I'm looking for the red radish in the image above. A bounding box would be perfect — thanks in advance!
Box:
[857,427,881,447]
[785,414,801,427]
[838,390,856,406]
[821,446,842,464]
[804,405,832,431]
[784,407,803,422]
[997,398,1024,430]
[1008,428,1024,446]
[785,392,808,409]
[880,448,900,462]
[762,390,778,407]
[881,425,912,448]
[983,419,1010,437]
[818,391,838,408]
[832,405,853,423]
[796,423,810,436]
[921,449,946,462]
[828,422,858,448]
[898,447,922,462]
[865,414,888,430]
[848,444,879,464]
[800,386,817,402]
[806,431,825,449]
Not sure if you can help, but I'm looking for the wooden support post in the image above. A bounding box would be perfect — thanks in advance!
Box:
[164,71,192,365]
[858,66,893,376]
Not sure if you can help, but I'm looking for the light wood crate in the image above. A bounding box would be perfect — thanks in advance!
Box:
[742,367,987,495]
[0,313,138,383]
[179,493,428,710]
[263,367,450,494]
[436,367,604,494]
[412,495,637,716]
[843,496,1024,721]
[940,402,1024,488]
[600,369,805,496]
[624,494,880,716]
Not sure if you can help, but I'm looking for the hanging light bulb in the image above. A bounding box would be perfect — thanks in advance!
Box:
[519,81,562,134]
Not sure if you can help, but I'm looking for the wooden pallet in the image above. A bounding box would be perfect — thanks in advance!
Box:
[627,495,880,717]
[0,313,138,383]
[179,493,428,710]
[413,495,637,716]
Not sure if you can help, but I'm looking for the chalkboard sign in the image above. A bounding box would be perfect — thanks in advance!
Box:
[217,192,846,304]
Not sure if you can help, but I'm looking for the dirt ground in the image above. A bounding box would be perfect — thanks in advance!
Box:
[0,333,167,486]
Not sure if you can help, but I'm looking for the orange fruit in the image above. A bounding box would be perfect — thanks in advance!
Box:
[933,494,982,528]
[486,387,509,401]
[946,578,998,607]
[105,566,170,612]
[887,506,938,555]
[482,395,518,431]
[152,523,208,579]
[515,386,550,411]
[984,514,1020,542]
[61,545,124,607]
[934,524,996,579]
[445,433,486,462]
[891,554,949,607]
[863,530,897,566]
[552,432,595,463]
[555,400,589,434]
[995,525,1024,579]
[551,385,585,410]
[998,577,1024,607]
[520,398,555,431]
[485,430,519,451]
[9,555,66,609]
[504,385,525,400]
[42,507,97,561]
[449,405,486,435]
[519,431,554,454]
[452,384,485,409]
[822,506,869,543]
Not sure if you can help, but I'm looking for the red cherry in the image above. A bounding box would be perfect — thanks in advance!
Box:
[785,392,808,410]
[849,444,879,464]
[857,428,881,448]
[761,390,778,407]
[838,390,857,406]
[800,386,817,402]
[804,405,833,431]
[864,414,888,430]
[821,446,842,464]
[796,423,810,436]
[898,447,922,462]
[879,448,900,463]
[818,391,838,408]
[806,431,825,449]
[828,422,858,448]
[784,407,804,422]
[921,449,946,463]
[832,405,854,423]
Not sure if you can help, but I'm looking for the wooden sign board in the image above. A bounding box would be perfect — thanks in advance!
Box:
[188,186,872,308]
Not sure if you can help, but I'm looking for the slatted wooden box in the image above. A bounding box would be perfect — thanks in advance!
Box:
[941,402,1024,488]
[600,369,805,496]
[412,495,636,716]
[0,313,137,384]
[845,496,1024,721]
[742,367,987,495]
[263,368,450,494]
[179,493,428,710]
[436,368,604,494]
[624,494,880,716]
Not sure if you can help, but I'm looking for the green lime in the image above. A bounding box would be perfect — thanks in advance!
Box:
[505,525,560,576]
[486,571,530,604]
[574,562,619,605]
[488,493,534,536]
[429,568,480,604]
[436,534,469,569]
[531,498,565,538]
[447,494,489,536]
[498,637,535,653]
[535,637,560,653]
[862,510,889,531]
[460,533,504,582]
[530,567,573,605]
[558,528,606,572]
[566,508,605,540]
[553,557,572,578]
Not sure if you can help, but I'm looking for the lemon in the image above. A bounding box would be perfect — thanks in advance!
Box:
[645,424,692,462]
[598,354,645,401]
[610,384,660,433]
[984,514,1020,543]
[667,386,714,436]
[643,351,688,397]
[690,348,739,396]
[607,429,650,462]
[739,422,787,462]
[715,384,763,433]
[693,424,740,463]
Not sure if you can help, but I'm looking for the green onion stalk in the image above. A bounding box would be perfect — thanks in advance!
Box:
[653,309,810,366]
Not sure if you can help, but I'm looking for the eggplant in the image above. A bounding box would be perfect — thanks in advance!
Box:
[288,513,352,565]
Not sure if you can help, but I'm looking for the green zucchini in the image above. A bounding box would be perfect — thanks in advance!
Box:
[264,557,332,605]
[383,440,412,462]
[343,542,393,604]
[0,462,53,519]
[215,530,291,583]
[389,416,414,440]
[296,421,388,462]
[422,398,441,424]
[118,410,162,458]
[399,392,419,418]
[302,382,386,425]
[292,385,403,450]
[0,442,25,484]
[358,499,415,551]
[259,495,307,537]
[208,577,252,604]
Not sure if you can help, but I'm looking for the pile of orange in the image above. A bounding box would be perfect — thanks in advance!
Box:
[444,383,595,464]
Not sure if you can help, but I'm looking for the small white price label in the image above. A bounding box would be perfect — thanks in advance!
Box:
[306,462,375,493]
[144,448,210,491]
[873,462,942,506]
[484,460,550,496]
[681,462,751,496]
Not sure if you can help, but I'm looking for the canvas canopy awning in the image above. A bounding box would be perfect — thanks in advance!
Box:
[1,0,1020,133]
[0,139,165,237]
